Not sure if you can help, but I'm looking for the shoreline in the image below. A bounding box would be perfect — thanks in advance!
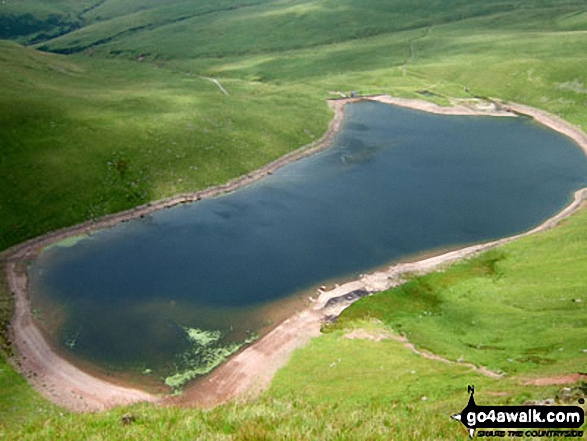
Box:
[172,185,587,409]
[2,95,586,412]
[0,99,347,265]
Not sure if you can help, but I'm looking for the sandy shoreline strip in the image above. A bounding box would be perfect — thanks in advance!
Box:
[2,96,587,412]
[371,95,517,117]
[7,261,158,411]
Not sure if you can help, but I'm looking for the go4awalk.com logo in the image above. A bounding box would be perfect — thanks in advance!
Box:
[452,386,585,438]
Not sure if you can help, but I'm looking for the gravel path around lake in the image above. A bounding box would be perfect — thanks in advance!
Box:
[2,96,586,412]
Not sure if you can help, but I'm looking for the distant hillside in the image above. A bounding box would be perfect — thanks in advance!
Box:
[34,0,521,58]
[0,0,94,42]
[1,0,584,59]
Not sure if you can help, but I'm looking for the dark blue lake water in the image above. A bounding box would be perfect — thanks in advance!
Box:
[30,101,587,387]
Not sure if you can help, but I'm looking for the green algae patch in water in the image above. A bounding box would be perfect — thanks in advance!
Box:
[165,327,258,390]
[185,327,222,346]
[44,234,90,251]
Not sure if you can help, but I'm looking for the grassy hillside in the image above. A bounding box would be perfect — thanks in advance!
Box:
[0,40,330,250]
[36,0,522,57]
[18,1,586,59]
[0,0,586,439]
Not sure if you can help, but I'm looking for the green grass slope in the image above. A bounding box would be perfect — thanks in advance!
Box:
[36,0,268,55]
[36,0,522,57]
[0,40,330,250]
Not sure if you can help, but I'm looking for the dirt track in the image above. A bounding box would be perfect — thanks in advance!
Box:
[2,96,586,412]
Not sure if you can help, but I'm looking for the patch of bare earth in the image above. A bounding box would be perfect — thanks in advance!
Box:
[523,373,587,386]
[343,328,391,342]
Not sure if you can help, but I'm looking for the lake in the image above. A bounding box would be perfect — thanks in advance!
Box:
[29,101,587,388]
